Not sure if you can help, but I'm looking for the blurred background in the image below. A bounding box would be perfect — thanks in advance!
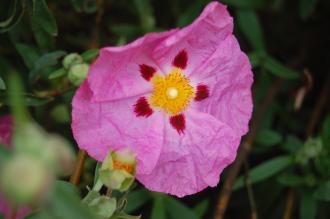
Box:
[0,0,330,219]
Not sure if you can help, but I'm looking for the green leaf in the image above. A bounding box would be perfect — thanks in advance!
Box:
[164,196,198,219]
[83,0,97,14]
[70,0,84,12]
[134,0,155,31]
[84,192,117,219]
[255,129,283,146]
[177,0,209,27]
[282,135,304,153]
[233,155,294,190]
[31,0,57,36]
[0,77,6,90]
[47,181,101,219]
[151,196,166,219]
[0,0,18,27]
[321,115,330,149]
[277,174,305,187]
[237,10,265,51]
[29,50,66,81]
[48,68,67,79]
[299,0,318,20]
[111,24,141,38]
[125,189,151,213]
[30,19,54,50]
[193,199,209,219]
[14,43,40,70]
[93,162,101,186]
[0,0,26,33]
[22,212,45,219]
[24,96,53,106]
[111,212,141,219]
[248,51,266,68]
[220,0,268,9]
[314,181,330,201]
[25,181,84,219]
[55,180,79,196]
[263,56,300,79]
[81,49,100,62]
[300,192,317,219]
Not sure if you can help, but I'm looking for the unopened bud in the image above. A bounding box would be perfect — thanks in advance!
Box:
[68,63,89,86]
[13,123,76,176]
[99,148,136,191]
[296,138,323,165]
[47,134,76,176]
[63,53,83,69]
[13,123,57,170]
[0,155,52,205]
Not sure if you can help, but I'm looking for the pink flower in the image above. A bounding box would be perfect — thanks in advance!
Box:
[72,2,253,197]
[0,115,30,219]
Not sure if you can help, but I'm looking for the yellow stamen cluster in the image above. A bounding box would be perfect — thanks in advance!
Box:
[149,68,194,115]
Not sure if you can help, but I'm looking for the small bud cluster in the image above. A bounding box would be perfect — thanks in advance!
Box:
[63,53,90,86]
[295,137,323,165]
[0,122,76,205]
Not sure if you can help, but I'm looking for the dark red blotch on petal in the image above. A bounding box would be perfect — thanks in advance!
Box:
[172,50,188,69]
[170,114,186,134]
[134,97,153,117]
[195,84,209,101]
[139,64,156,81]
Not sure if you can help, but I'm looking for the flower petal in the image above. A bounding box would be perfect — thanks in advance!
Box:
[137,109,239,197]
[190,35,253,136]
[88,29,178,102]
[169,114,185,134]
[71,81,165,174]
[194,84,210,101]
[152,2,233,75]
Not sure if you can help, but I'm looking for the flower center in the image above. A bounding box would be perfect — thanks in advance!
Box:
[149,68,194,115]
[166,87,179,99]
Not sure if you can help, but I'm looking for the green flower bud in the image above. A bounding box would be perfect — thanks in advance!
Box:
[13,123,57,169]
[13,123,76,176]
[0,154,52,205]
[62,53,83,69]
[295,138,323,165]
[68,63,89,86]
[304,138,322,157]
[83,191,117,219]
[47,134,76,176]
[99,148,136,192]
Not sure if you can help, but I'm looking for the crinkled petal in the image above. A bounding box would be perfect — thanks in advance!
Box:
[190,35,253,136]
[152,2,233,74]
[71,81,164,174]
[88,30,178,102]
[137,109,239,197]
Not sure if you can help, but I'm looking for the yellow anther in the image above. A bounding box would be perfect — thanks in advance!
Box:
[149,68,194,115]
